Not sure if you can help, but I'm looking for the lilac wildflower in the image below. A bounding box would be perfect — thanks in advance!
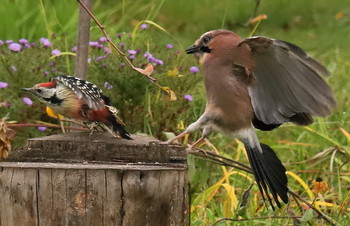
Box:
[0,40,4,45]
[120,63,125,67]
[0,82,8,88]
[51,49,61,56]
[51,68,56,72]
[128,49,137,55]
[97,44,103,49]
[104,82,113,90]
[23,97,33,106]
[37,126,47,132]
[89,41,99,47]
[140,23,148,30]
[166,44,173,49]
[43,71,49,76]
[120,42,125,48]
[8,43,22,52]
[129,54,135,60]
[71,46,77,52]
[155,59,163,65]
[99,37,107,43]
[184,94,193,101]
[24,44,31,48]
[190,66,199,74]
[136,48,142,53]
[96,55,107,61]
[104,47,111,54]
[19,39,28,45]
[117,33,122,39]
[40,38,51,47]
[143,51,153,59]
[102,63,107,68]
[148,56,156,63]
[6,40,13,44]
[10,66,17,72]
[30,42,36,47]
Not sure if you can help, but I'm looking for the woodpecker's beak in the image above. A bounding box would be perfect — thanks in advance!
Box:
[185,44,201,54]
[22,88,33,92]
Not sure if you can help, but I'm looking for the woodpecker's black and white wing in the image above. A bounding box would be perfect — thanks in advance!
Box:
[239,36,336,126]
[52,75,105,111]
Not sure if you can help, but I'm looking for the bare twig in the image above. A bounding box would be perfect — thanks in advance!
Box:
[212,216,302,225]
[189,146,338,225]
[288,190,337,226]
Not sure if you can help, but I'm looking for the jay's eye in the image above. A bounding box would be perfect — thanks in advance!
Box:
[202,36,210,44]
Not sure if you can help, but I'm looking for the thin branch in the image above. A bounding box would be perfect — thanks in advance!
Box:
[7,123,89,131]
[212,216,302,225]
[288,190,337,226]
[76,0,157,83]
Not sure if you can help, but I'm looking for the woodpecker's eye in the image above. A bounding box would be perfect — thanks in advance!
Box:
[202,36,211,44]
[37,89,42,93]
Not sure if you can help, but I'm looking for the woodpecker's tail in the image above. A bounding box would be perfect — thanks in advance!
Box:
[105,105,132,140]
[243,141,289,209]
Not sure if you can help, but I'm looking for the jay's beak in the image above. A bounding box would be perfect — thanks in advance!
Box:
[185,44,201,54]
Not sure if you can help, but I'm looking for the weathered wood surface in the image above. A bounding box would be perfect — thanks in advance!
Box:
[0,132,188,226]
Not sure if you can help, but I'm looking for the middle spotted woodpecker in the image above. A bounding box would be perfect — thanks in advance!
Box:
[23,75,132,139]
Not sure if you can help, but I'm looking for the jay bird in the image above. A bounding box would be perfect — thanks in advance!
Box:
[167,29,336,209]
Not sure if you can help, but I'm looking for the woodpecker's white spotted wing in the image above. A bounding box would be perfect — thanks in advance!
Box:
[52,75,105,111]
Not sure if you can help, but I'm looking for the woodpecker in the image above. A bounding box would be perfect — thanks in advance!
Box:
[23,75,132,139]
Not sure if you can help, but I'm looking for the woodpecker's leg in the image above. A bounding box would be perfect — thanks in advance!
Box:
[166,114,210,144]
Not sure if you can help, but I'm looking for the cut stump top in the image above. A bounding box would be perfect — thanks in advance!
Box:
[5,132,187,166]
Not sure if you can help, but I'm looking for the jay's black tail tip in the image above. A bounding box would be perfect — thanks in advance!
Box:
[244,142,289,209]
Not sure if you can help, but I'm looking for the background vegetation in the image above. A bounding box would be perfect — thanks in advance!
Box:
[0,0,349,224]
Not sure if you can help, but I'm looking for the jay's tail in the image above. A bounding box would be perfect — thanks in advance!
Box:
[243,141,289,209]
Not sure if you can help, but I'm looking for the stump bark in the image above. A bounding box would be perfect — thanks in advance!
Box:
[0,132,188,226]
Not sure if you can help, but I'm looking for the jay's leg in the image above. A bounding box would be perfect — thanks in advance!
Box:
[188,127,213,149]
[166,114,210,144]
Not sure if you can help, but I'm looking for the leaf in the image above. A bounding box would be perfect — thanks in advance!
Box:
[46,107,64,119]
[161,86,177,101]
[163,131,176,140]
[301,209,314,222]
[134,63,154,77]
[249,14,268,24]
[286,171,315,200]
[0,116,12,160]
[340,127,350,141]
[335,12,345,19]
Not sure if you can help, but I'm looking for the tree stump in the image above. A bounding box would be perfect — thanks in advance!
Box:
[0,132,188,226]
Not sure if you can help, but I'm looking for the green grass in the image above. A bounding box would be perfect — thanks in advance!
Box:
[1,0,350,224]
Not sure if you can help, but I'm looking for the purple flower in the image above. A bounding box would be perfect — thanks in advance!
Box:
[22,97,33,106]
[97,44,104,49]
[0,40,4,45]
[71,46,77,52]
[40,38,51,47]
[190,66,199,74]
[43,71,49,76]
[120,42,125,48]
[104,47,111,54]
[51,68,56,72]
[104,82,113,90]
[37,126,47,132]
[148,56,156,63]
[129,54,135,60]
[51,33,56,38]
[166,44,173,49]
[30,42,36,47]
[175,50,180,55]
[184,94,193,101]
[117,33,122,39]
[120,63,125,67]
[19,39,28,45]
[128,49,137,55]
[137,48,142,53]
[51,49,61,56]
[99,37,107,43]
[89,41,99,47]
[96,55,107,61]
[87,58,92,63]
[0,82,8,88]
[102,63,107,68]
[6,40,13,44]
[10,66,17,72]
[24,44,31,48]
[140,23,148,30]
[8,43,22,52]
[155,59,163,65]
[143,51,153,59]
